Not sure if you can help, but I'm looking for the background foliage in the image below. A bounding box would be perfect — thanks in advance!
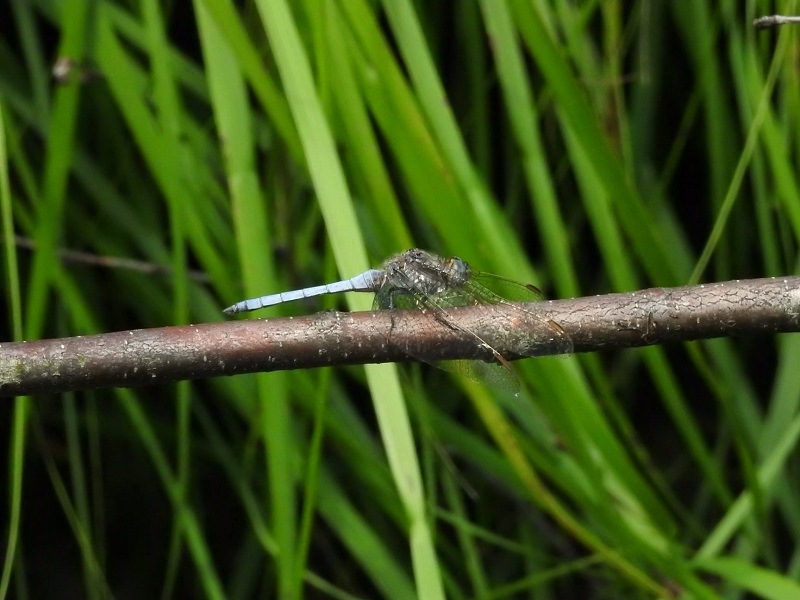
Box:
[1,1,800,598]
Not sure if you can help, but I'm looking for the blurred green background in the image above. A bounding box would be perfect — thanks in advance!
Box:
[2,1,800,598]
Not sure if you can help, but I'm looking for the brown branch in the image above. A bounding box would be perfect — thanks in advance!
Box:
[1,277,798,396]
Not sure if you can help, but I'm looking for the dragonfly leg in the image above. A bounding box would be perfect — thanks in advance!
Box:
[427,309,510,368]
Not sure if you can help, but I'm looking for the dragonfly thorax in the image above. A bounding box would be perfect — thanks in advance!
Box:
[382,249,473,300]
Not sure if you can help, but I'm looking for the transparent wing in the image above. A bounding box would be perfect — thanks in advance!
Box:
[372,265,522,392]
[435,359,520,394]
[470,272,545,303]
[406,270,572,358]
[370,260,571,394]
[461,272,572,357]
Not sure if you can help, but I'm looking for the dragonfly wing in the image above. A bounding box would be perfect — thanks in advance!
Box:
[461,276,573,357]
[394,272,524,375]
[435,359,519,394]
[470,272,545,303]
[372,265,517,386]
[372,258,564,393]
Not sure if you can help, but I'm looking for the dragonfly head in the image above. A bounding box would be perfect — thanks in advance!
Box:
[445,256,471,285]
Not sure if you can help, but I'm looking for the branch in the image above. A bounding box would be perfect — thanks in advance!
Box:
[1,277,798,396]
[753,15,800,29]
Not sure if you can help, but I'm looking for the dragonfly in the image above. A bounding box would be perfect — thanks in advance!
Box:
[224,249,572,392]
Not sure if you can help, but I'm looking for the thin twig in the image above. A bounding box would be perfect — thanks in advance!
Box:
[753,15,800,30]
[0,277,798,396]
[11,235,211,283]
